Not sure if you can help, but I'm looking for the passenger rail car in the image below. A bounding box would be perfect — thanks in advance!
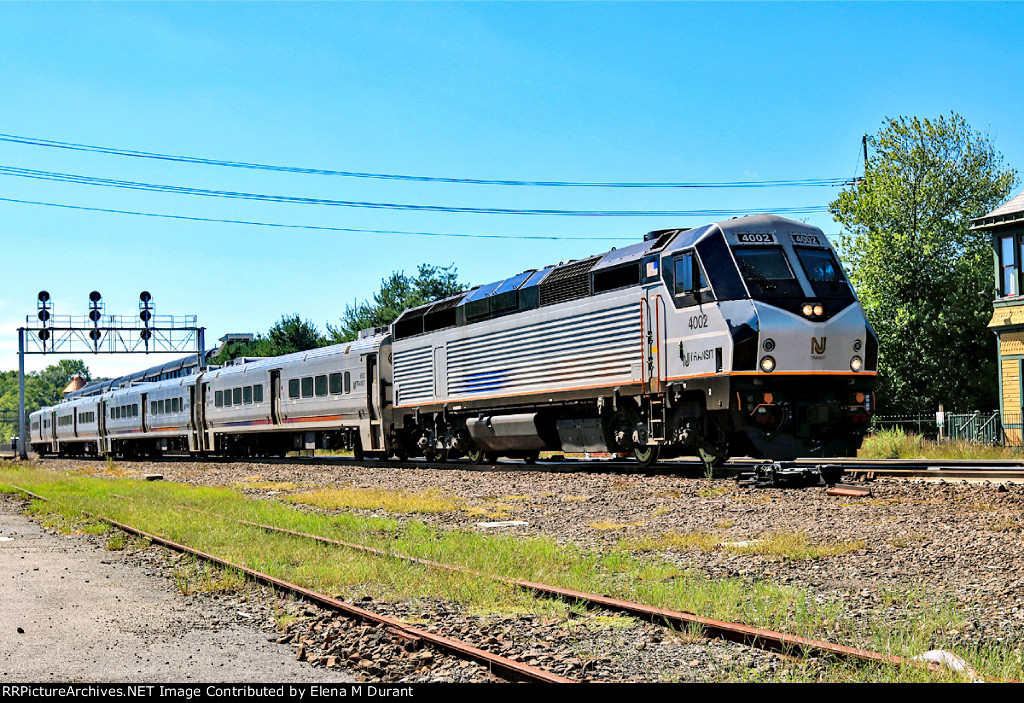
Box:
[29,214,876,467]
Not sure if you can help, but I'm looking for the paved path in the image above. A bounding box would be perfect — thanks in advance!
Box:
[0,496,354,683]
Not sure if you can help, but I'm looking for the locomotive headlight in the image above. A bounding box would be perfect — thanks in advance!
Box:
[812,304,824,317]
[850,356,863,372]
[801,304,814,317]
[760,356,776,373]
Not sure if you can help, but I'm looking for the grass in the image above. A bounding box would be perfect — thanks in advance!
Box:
[287,486,463,514]
[2,461,1021,682]
[698,485,729,499]
[859,427,1024,460]
[723,532,865,560]
[236,480,308,492]
[625,530,864,560]
[590,520,646,530]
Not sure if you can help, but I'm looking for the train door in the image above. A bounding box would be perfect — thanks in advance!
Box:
[98,400,107,454]
[48,410,57,452]
[270,370,282,425]
[188,385,199,452]
[365,354,381,450]
[642,291,667,395]
[141,393,149,433]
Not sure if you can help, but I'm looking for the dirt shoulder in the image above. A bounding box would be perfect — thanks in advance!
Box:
[0,494,356,684]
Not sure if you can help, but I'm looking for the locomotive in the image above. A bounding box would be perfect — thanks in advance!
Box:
[30,214,876,468]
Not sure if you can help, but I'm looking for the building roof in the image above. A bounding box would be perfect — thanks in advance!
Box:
[62,373,87,395]
[972,190,1024,229]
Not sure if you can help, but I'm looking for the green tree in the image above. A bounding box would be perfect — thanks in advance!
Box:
[0,361,94,440]
[213,315,327,364]
[327,264,466,343]
[831,113,1017,413]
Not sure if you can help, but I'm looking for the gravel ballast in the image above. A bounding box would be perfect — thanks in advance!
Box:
[10,457,1024,682]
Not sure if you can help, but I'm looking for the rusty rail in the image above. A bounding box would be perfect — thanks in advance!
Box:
[14,485,1018,682]
[9,486,573,684]
[204,510,912,666]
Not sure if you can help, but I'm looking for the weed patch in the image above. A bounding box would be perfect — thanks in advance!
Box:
[860,428,1024,461]
[724,532,865,560]
[590,520,646,530]
[288,486,462,514]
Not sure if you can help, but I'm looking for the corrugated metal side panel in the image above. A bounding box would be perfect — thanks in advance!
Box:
[446,303,639,399]
[393,345,434,405]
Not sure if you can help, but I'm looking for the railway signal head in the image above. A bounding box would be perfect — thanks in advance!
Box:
[89,291,102,303]
[37,291,50,303]
[139,291,154,324]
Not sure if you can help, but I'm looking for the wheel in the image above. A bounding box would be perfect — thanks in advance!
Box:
[466,447,485,465]
[632,444,660,468]
[698,447,729,469]
[696,446,729,478]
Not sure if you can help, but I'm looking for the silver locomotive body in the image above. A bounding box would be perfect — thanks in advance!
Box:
[390,214,876,464]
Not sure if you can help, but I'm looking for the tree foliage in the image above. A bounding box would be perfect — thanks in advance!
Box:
[0,361,94,441]
[212,315,327,364]
[830,113,1017,413]
[326,264,465,343]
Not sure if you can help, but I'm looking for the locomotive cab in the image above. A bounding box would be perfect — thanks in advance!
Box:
[711,217,877,459]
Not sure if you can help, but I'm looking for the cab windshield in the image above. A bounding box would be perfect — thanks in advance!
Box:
[732,247,802,299]
[795,248,854,301]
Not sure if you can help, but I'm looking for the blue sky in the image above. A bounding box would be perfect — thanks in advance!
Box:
[2,2,1021,377]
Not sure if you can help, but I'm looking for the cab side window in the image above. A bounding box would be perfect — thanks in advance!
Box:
[672,252,712,307]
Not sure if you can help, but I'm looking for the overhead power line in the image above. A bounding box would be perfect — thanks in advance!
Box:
[0,165,830,217]
[0,133,851,189]
[0,195,632,240]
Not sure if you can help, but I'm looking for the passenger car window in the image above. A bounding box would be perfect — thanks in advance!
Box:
[288,379,300,399]
[253,384,263,403]
[330,373,342,394]
[215,391,223,407]
[301,377,314,398]
[315,375,328,397]
[243,386,253,404]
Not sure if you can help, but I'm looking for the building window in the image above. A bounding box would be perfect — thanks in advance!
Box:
[1001,235,1019,297]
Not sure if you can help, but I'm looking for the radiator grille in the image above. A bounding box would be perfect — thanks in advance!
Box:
[538,256,600,307]
[393,345,433,405]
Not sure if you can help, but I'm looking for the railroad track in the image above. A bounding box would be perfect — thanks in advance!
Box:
[11,483,1003,683]
[8,485,572,683]
[9,449,1024,483]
